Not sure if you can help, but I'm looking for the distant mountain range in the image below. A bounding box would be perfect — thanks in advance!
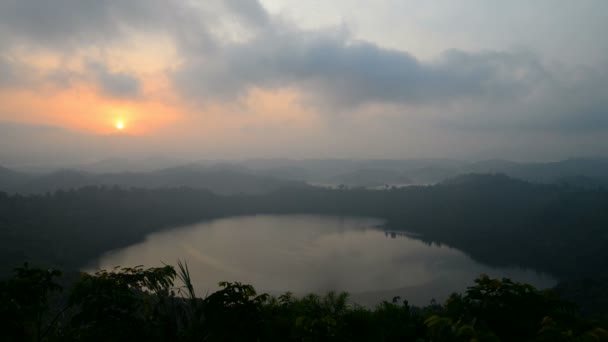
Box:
[0,165,32,190]
[0,164,309,195]
[1,157,607,194]
[327,168,413,187]
[236,158,608,188]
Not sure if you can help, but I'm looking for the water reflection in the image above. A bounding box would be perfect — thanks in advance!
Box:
[92,215,556,306]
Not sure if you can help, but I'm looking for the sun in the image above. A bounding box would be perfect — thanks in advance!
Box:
[115,121,125,130]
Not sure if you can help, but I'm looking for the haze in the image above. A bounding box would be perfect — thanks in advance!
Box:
[1,0,608,168]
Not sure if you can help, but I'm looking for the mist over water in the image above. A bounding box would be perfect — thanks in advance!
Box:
[93,215,555,306]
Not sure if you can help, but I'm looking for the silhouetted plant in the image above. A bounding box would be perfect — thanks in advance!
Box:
[2,264,607,342]
[0,263,62,342]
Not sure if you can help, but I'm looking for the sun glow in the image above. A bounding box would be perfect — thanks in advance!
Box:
[115,121,125,130]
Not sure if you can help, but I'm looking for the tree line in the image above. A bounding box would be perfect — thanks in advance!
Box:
[2,174,607,280]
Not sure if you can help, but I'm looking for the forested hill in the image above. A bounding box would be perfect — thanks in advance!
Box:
[4,157,608,192]
[0,164,309,195]
[0,165,31,190]
[1,174,607,281]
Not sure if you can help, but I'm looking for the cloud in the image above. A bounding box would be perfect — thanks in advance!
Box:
[223,0,270,27]
[0,55,53,89]
[0,56,19,88]
[0,0,607,161]
[88,63,141,99]
[0,54,142,100]
[0,0,562,110]
[0,0,177,48]
[171,13,608,133]
[173,26,550,108]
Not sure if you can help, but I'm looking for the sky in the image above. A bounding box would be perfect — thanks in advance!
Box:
[1,0,607,166]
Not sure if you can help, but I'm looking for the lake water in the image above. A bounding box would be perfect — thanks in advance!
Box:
[92,215,556,306]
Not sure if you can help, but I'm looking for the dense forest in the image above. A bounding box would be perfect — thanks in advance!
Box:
[1,174,607,279]
[2,262,607,342]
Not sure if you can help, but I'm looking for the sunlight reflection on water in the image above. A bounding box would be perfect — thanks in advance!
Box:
[93,215,556,306]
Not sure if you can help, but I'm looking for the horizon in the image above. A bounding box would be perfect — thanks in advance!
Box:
[1,1,608,164]
[1,120,607,170]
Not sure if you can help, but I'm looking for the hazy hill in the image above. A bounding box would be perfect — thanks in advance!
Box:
[440,173,530,187]
[329,168,413,187]
[77,157,185,173]
[463,158,608,185]
[97,165,309,195]
[0,165,31,190]
[239,159,465,185]
[553,175,608,189]
[239,158,608,187]
[0,165,309,195]
[14,170,96,193]
[3,157,608,192]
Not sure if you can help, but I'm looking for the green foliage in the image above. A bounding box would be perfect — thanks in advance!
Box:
[263,291,351,341]
[204,281,269,341]
[0,263,62,342]
[66,265,176,341]
[425,275,608,342]
[3,264,607,342]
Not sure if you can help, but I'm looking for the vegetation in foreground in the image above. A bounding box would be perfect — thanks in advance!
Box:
[2,262,607,342]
